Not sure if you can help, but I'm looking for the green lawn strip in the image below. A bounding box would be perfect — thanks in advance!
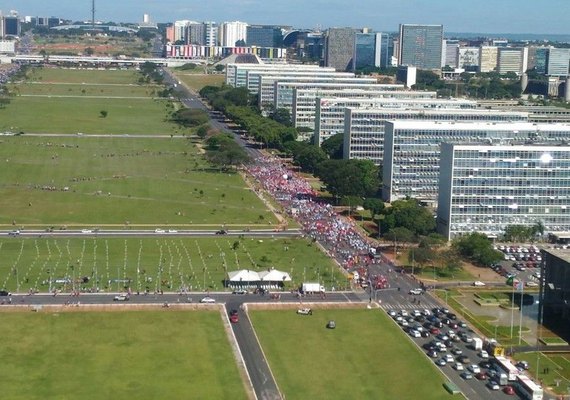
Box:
[540,337,568,345]
[512,352,570,395]
[24,68,141,84]
[0,311,247,400]
[413,266,476,281]
[0,136,274,226]
[173,72,224,91]
[0,96,183,135]
[250,309,448,400]
[0,237,343,293]
[15,83,161,97]
[435,290,530,346]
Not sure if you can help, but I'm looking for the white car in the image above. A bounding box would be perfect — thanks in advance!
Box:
[468,364,481,374]
[478,350,489,359]
[409,330,421,338]
[473,281,486,287]
[486,381,500,391]
[409,288,423,295]
[167,229,178,233]
[113,294,129,301]
[526,281,539,287]
[297,308,313,315]
[454,363,464,371]
[199,296,216,303]
[154,229,165,234]
[81,229,92,234]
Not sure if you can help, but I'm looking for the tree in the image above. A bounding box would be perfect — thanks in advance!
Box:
[294,145,327,173]
[362,198,385,221]
[214,64,225,72]
[452,232,503,267]
[84,47,95,56]
[196,124,210,139]
[379,199,436,236]
[205,133,250,170]
[99,110,108,118]
[317,159,379,199]
[408,246,436,267]
[172,109,209,127]
[320,133,344,159]
[384,227,415,252]
[271,108,292,126]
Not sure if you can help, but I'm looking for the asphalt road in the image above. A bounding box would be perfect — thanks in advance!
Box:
[2,229,302,238]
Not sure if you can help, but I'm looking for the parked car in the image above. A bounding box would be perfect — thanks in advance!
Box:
[478,350,489,359]
[475,372,488,380]
[453,363,464,371]
[486,381,500,391]
[326,320,336,329]
[460,372,473,380]
[473,281,486,287]
[297,308,313,315]
[232,289,249,295]
[215,229,227,235]
[503,386,515,395]
[113,294,129,301]
[435,358,447,366]
[468,364,481,374]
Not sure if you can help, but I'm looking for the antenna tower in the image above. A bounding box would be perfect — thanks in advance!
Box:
[91,0,95,29]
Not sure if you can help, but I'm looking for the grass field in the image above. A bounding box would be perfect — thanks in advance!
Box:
[1,67,183,135]
[0,310,247,400]
[174,72,225,91]
[0,136,275,226]
[0,237,343,293]
[250,309,447,400]
[513,352,570,395]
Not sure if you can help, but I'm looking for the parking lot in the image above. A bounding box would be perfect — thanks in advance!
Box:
[387,307,532,399]
[490,244,543,287]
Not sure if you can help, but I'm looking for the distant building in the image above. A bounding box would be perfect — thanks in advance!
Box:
[204,22,219,47]
[324,27,356,71]
[246,25,284,48]
[282,30,324,61]
[547,48,570,77]
[220,21,248,47]
[0,39,15,54]
[497,47,528,75]
[437,144,570,240]
[457,47,479,70]
[396,65,416,88]
[444,40,459,68]
[398,24,443,70]
[539,249,570,343]
[530,46,550,75]
[2,15,20,37]
[479,46,498,73]
[352,32,392,71]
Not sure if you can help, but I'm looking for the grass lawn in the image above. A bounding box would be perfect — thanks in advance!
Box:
[0,96,182,135]
[0,136,275,226]
[0,311,247,400]
[250,309,447,400]
[24,68,141,85]
[0,237,343,293]
[512,352,570,395]
[173,72,224,91]
[15,83,161,97]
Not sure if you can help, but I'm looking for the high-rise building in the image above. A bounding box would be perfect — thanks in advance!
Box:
[246,25,284,48]
[220,21,248,47]
[353,32,392,71]
[457,47,480,70]
[324,28,356,71]
[479,46,498,73]
[533,47,550,75]
[437,144,570,240]
[3,15,20,37]
[497,47,528,75]
[398,24,443,70]
[539,249,570,343]
[444,40,459,68]
[547,48,570,77]
[204,22,219,47]
[382,121,570,203]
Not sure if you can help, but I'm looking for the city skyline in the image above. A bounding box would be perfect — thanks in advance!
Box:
[1,0,569,35]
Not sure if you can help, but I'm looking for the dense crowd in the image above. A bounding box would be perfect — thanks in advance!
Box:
[247,156,374,271]
[0,64,21,85]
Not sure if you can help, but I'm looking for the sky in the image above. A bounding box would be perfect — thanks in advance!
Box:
[1,0,569,34]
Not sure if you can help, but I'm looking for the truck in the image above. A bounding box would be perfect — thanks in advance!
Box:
[301,283,325,293]
[472,337,483,351]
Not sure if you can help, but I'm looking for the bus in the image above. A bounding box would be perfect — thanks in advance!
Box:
[516,375,543,400]
[494,356,520,381]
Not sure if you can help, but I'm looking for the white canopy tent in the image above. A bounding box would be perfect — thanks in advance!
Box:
[226,268,292,290]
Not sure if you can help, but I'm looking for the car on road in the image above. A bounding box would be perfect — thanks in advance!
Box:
[232,289,249,295]
[154,228,165,234]
[435,358,447,366]
[458,355,471,364]
[387,310,397,317]
[167,229,178,233]
[113,294,129,301]
[460,372,473,380]
[8,230,20,236]
[0,290,11,296]
[409,288,423,295]
[487,381,500,391]
[297,308,313,315]
[199,296,216,303]
[503,386,515,395]
[427,350,439,358]
[215,229,227,235]
[453,363,464,371]
[229,309,239,323]
[81,229,92,234]
[468,364,481,374]
[526,281,539,287]
[451,347,463,355]
[475,372,488,380]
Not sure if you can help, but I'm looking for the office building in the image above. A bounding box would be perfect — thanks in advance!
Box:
[497,47,528,75]
[344,107,527,165]
[283,30,324,61]
[444,40,459,68]
[2,15,20,37]
[314,92,449,144]
[547,48,570,77]
[274,78,378,112]
[437,144,570,240]
[220,21,248,47]
[226,63,324,88]
[382,121,570,203]
[246,25,284,48]
[353,32,392,71]
[165,44,286,61]
[479,46,498,73]
[531,46,550,75]
[539,249,570,342]
[204,22,219,47]
[324,28,356,71]
[173,20,192,43]
[0,39,15,54]
[398,24,443,70]
[457,47,480,70]
[187,22,206,45]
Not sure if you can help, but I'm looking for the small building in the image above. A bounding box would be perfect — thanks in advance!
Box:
[538,249,570,342]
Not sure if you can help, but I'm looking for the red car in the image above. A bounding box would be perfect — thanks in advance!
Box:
[229,309,239,323]
[503,386,515,395]
[475,372,487,380]
[430,327,440,335]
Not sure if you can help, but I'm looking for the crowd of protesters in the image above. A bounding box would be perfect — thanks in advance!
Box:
[247,156,376,271]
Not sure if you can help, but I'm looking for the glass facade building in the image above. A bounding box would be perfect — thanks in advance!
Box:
[246,25,284,48]
[382,121,570,203]
[547,48,570,77]
[398,24,443,70]
[438,144,570,240]
[539,249,570,343]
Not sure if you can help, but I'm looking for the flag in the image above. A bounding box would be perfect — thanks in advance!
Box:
[506,276,514,286]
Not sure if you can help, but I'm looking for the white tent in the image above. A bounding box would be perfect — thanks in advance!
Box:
[258,269,291,282]
[227,269,260,282]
